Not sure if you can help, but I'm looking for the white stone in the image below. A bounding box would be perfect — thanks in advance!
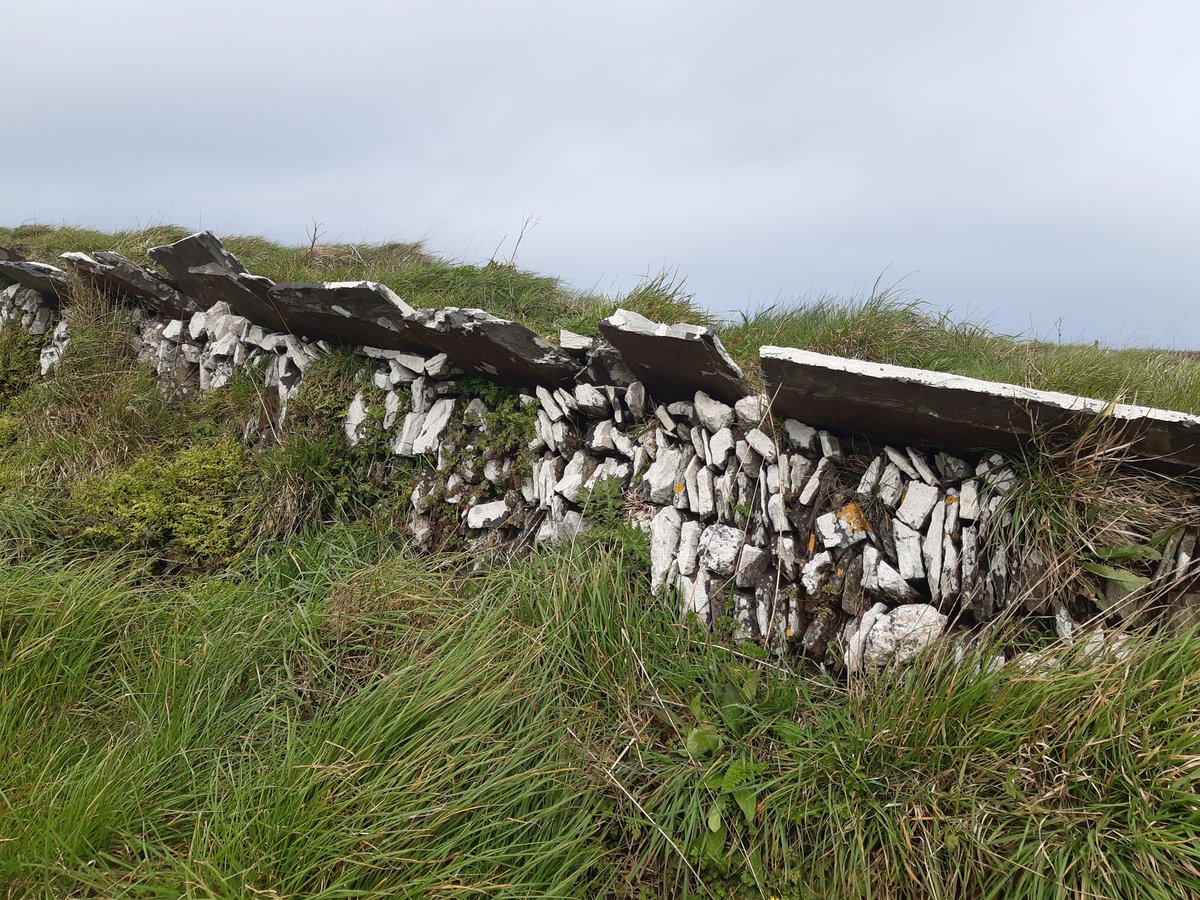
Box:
[677,569,711,620]
[958,480,980,520]
[856,456,883,496]
[187,311,208,340]
[695,466,716,519]
[555,387,578,415]
[590,420,616,452]
[777,535,799,578]
[698,523,742,575]
[667,400,694,420]
[815,503,870,550]
[467,499,511,529]
[611,428,635,459]
[797,457,832,507]
[745,428,777,463]
[876,463,904,507]
[694,391,735,432]
[555,451,598,504]
[819,431,841,460]
[861,545,918,602]
[625,381,647,418]
[885,446,919,480]
[859,603,947,670]
[896,481,939,530]
[209,333,240,357]
[654,406,676,431]
[650,506,683,593]
[392,411,426,456]
[678,519,704,576]
[893,520,925,582]
[424,352,454,378]
[682,456,702,512]
[642,445,684,504]
[343,392,369,446]
[536,385,565,422]
[783,419,816,450]
[412,398,456,455]
[559,329,594,352]
[844,602,890,672]
[923,497,946,604]
[708,427,735,462]
[801,550,833,595]
[162,319,183,341]
[574,383,609,417]
[905,449,938,485]
[734,394,768,428]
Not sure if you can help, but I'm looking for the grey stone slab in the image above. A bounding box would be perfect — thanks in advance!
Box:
[149,231,285,328]
[266,281,432,351]
[599,308,749,404]
[762,345,1200,475]
[0,258,69,299]
[411,307,579,387]
[60,251,199,317]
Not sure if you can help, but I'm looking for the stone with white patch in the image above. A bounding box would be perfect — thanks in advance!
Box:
[783,419,816,451]
[343,392,369,446]
[649,506,683,593]
[698,523,743,576]
[642,445,684,504]
[745,428,777,463]
[735,545,770,587]
[573,383,609,417]
[677,519,704,576]
[861,545,918,602]
[412,398,456,455]
[694,391,735,432]
[895,481,939,530]
[734,394,768,428]
[892,520,925,582]
[467,499,511,529]
[801,550,834,595]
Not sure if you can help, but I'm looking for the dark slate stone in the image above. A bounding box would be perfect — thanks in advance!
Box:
[148,230,287,329]
[266,281,433,351]
[411,307,579,387]
[597,308,749,404]
[60,251,200,318]
[0,258,70,300]
[576,338,635,387]
[761,346,1200,475]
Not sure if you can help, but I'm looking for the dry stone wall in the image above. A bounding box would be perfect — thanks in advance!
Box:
[3,230,1199,673]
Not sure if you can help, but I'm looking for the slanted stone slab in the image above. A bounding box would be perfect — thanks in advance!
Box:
[149,231,283,329]
[411,307,578,388]
[762,346,1200,475]
[267,281,431,351]
[599,309,748,404]
[60,251,199,317]
[0,257,70,299]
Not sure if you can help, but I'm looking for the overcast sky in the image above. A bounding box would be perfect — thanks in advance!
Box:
[5,1,1199,347]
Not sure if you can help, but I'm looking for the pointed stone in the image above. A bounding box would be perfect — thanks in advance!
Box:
[650,507,683,593]
[694,391,735,432]
[896,481,939,530]
[599,309,749,403]
[678,519,704,576]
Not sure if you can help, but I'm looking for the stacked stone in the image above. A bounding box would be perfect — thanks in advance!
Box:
[0,282,67,375]
[144,301,327,408]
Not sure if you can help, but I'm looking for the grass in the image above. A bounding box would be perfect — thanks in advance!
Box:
[2,533,1198,898]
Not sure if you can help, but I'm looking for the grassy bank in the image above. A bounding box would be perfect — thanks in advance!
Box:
[6,223,1200,414]
[3,534,1198,898]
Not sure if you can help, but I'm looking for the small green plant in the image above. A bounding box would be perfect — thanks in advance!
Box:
[67,439,256,563]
